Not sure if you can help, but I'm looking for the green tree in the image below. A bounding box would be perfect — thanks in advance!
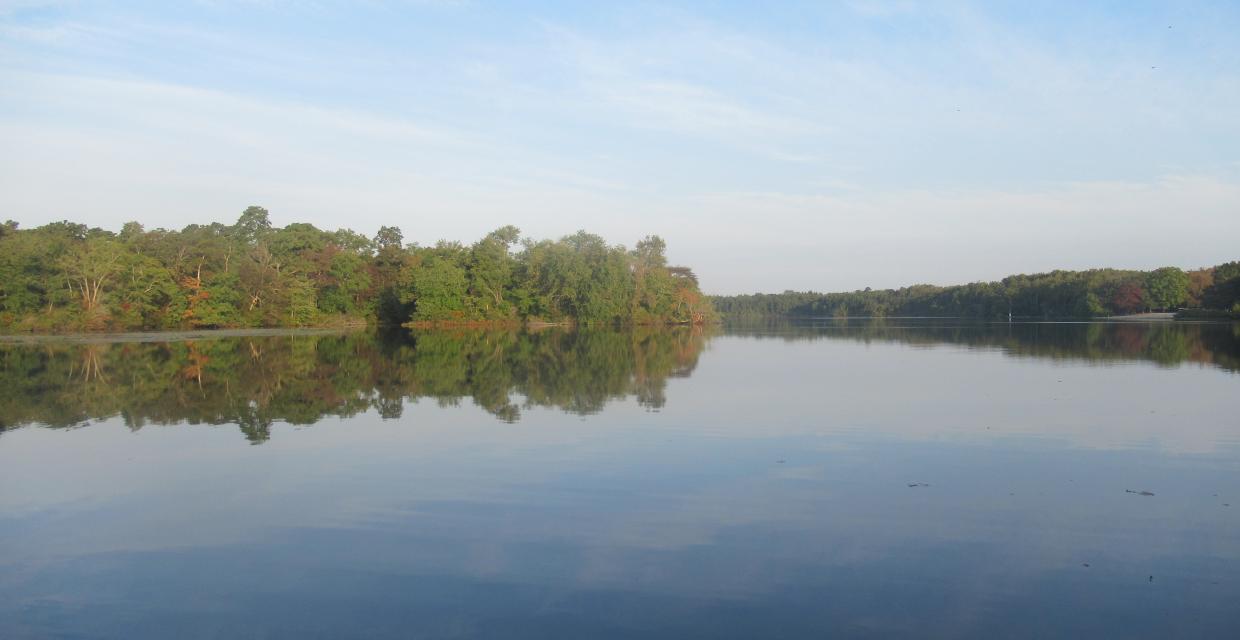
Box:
[401,250,469,322]
[233,206,273,246]
[1201,261,1240,311]
[1144,267,1189,311]
[374,226,404,252]
[372,226,411,326]
[468,226,520,319]
[190,272,244,328]
[1,212,718,330]
[59,237,126,314]
[319,250,372,315]
[113,252,180,329]
[285,275,318,326]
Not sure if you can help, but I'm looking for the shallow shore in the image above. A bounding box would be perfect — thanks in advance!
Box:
[0,326,367,344]
[1103,312,1176,321]
[1175,309,1240,321]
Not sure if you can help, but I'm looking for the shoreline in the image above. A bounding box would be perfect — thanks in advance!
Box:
[0,321,715,344]
[1102,312,1177,321]
[0,326,368,345]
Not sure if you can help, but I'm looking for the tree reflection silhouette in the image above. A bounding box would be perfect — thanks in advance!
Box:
[0,327,712,441]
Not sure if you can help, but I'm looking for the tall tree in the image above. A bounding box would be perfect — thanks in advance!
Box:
[469,226,520,318]
[233,206,273,246]
[59,237,125,313]
[1144,267,1190,311]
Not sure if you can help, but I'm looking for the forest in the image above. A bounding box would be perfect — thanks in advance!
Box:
[713,262,1240,320]
[0,207,715,332]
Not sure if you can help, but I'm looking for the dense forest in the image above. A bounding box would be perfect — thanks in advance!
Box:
[0,207,715,332]
[713,262,1240,320]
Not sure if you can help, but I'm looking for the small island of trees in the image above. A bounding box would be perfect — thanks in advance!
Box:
[0,207,715,332]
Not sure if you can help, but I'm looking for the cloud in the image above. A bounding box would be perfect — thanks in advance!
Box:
[1,3,1238,292]
[0,70,654,242]
[597,80,827,137]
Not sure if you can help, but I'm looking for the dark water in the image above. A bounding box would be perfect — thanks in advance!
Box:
[2,321,1238,639]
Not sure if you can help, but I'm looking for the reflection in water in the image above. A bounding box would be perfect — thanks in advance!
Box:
[0,328,709,440]
[2,321,1238,442]
[1,321,1239,638]
[728,318,1240,371]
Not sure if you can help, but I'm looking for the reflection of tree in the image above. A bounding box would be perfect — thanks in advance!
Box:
[725,318,1240,372]
[0,327,711,441]
[72,345,109,383]
[1146,328,1192,366]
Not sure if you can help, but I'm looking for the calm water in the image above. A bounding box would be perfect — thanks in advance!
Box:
[2,321,1238,639]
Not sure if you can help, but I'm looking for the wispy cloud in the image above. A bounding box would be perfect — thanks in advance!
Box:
[1,1,1238,290]
[595,80,828,137]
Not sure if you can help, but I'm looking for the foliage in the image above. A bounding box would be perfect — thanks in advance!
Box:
[714,263,1238,320]
[1143,267,1189,311]
[0,210,714,332]
[1201,261,1240,312]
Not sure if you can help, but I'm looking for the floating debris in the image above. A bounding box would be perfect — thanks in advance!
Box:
[907,482,930,488]
[1082,563,1090,568]
[1125,489,1155,496]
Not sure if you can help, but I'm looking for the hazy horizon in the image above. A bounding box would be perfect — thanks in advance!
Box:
[3,1,1238,295]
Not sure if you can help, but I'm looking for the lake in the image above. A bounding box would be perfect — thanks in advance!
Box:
[2,320,1238,638]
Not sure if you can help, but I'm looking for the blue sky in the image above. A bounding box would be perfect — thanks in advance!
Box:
[2,1,1238,293]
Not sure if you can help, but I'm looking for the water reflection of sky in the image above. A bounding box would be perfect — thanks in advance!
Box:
[2,324,1238,638]
[683,334,1240,454]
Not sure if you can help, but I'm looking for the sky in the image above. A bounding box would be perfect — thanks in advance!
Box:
[1,1,1238,294]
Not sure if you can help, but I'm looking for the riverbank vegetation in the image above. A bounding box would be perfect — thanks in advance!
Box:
[0,209,714,332]
[713,262,1240,320]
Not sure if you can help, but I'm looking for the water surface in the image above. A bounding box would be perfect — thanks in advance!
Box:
[2,321,1238,638]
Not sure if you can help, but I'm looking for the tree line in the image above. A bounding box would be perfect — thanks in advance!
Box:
[0,208,715,332]
[713,263,1240,320]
